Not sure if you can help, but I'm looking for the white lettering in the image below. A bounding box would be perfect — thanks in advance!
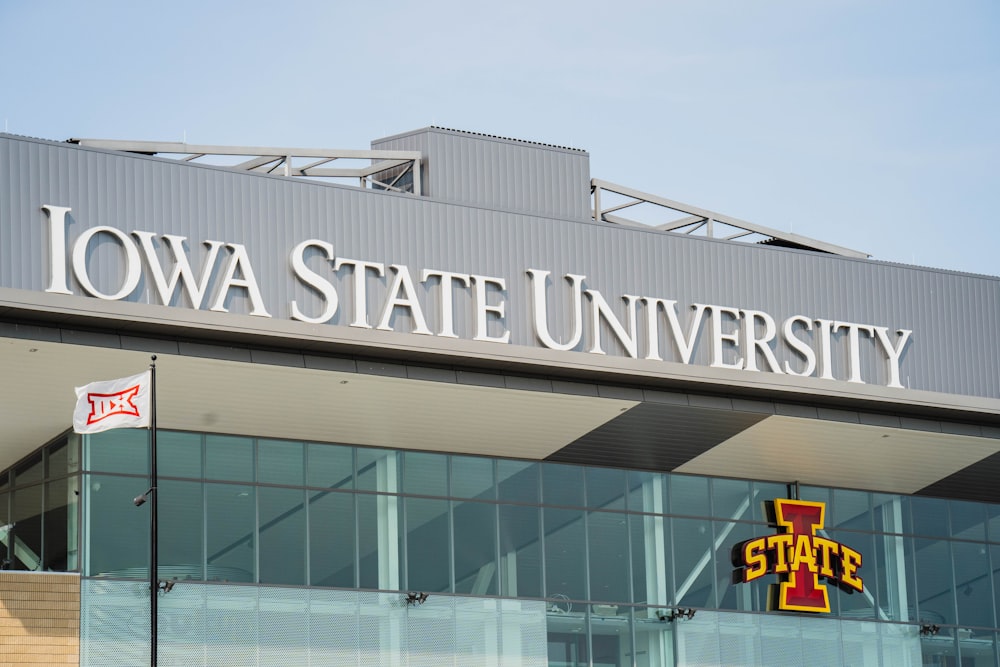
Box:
[471,275,510,343]
[587,290,639,357]
[134,232,225,309]
[289,239,339,324]
[643,299,707,364]
[421,269,471,338]
[209,243,271,317]
[376,264,431,335]
[834,321,876,384]
[782,315,816,377]
[527,269,585,351]
[873,327,912,389]
[741,309,783,373]
[707,304,744,369]
[333,258,385,328]
[71,226,142,300]
[41,205,72,295]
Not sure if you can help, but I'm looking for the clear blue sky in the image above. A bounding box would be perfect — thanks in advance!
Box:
[2,0,997,276]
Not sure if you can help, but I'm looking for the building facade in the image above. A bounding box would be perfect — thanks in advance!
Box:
[0,127,998,666]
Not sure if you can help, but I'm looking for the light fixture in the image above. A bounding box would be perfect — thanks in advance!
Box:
[405,591,429,606]
[156,579,176,594]
[133,487,154,507]
[919,623,940,636]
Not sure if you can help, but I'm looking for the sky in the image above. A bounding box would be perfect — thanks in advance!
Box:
[2,0,998,277]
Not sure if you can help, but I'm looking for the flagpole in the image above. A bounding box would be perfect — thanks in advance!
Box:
[149,355,158,667]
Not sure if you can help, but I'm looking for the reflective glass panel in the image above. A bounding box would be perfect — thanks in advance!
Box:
[0,491,8,566]
[85,474,148,577]
[627,471,665,515]
[716,520,764,612]
[547,612,588,666]
[751,481,787,523]
[47,438,73,478]
[914,537,956,626]
[402,451,447,497]
[544,507,586,601]
[497,460,539,504]
[259,486,305,585]
[951,499,988,542]
[308,490,354,588]
[499,504,541,598]
[157,430,202,479]
[590,605,630,667]
[12,484,42,571]
[158,479,203,579]
[356,448,399,493]
[543,463,584,508]
[85,430,147,475]
[669,475,708,518]
[712,478,752,520]
[826,529,875,620]
[306,443,353,490]
[258,439,304,486]
[450,455,494,501]
[205,435,253,482]
[952,540,994,629]
[671,517,715,608]
[14,452,43,486]
[630,512,668,607]
[586,467,625,511]
[453,500,497,596]
[43,477,77,571]
[357,493,400,590]
[909,496,950,538]
[832,488,872,531]
[205,483,255,582]
[587,511,629,604]
[404,497,450,592]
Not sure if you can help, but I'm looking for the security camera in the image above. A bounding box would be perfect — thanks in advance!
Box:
[133,495,146,507]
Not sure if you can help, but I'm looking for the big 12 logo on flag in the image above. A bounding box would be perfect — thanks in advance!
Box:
[73,371,151,434]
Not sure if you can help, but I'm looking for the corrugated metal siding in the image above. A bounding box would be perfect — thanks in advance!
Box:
[1,134,998,399]
[372,127,591,221]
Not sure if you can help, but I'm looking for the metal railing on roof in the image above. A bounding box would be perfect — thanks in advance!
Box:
[592,178,869,258]
[68,139,423,195]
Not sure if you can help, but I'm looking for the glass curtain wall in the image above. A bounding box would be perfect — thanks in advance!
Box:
[60,428,1000,666]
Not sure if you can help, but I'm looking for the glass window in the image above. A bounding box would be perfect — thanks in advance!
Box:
[952,540,993,629]
[716,520,764,612]
[547,612,588,666]
[950,500,987,542]
[499,504,541,598]
[309,490,355,588]
[669,474,709,518]
[585,467,625,511]
[206,483,255,583]
[671,517,716,608]
[914,537,956,626]
[0,470,9,491]
[258,439,304,486]
[205,435,253,482]
[497,460,539,504]
[453,500,496,596]
[46,438,73,478]
[157,431,203,479]
[874,532,915,622]
[826,529,875,620]
[450,455,494,501]
[909,496,950,538]
[0,491,8,567]
[872,493,908,535]
[832,489,873,532]
[587,511,629,604]
[591,605,630,667]
[158,479,203,579]
[630,512,668,607]
[306,443,353,490]
[43,477,77,571]
[751,481,788,523]
[404,497,450,592]
[544,507,586,601]
[85,430,148,475]
[12,484,43,571]
[711,478,752,520]
[402,451,447,497]
[356,448,399,493]
[259,487,306,585]
[627,471,665,515]
[799,485,830,507]
[357,492,400,590]
[542,463,584,508]
[14,452,43,486]
[84,474,149,577]
[156,430,204,479]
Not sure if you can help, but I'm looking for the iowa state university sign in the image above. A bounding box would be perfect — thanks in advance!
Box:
[39,205,913,388]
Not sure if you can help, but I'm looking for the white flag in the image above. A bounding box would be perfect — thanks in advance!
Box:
[73,371,152,434]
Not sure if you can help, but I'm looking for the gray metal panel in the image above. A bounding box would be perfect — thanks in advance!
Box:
[372,127,591,220]
[1,134,998,402]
